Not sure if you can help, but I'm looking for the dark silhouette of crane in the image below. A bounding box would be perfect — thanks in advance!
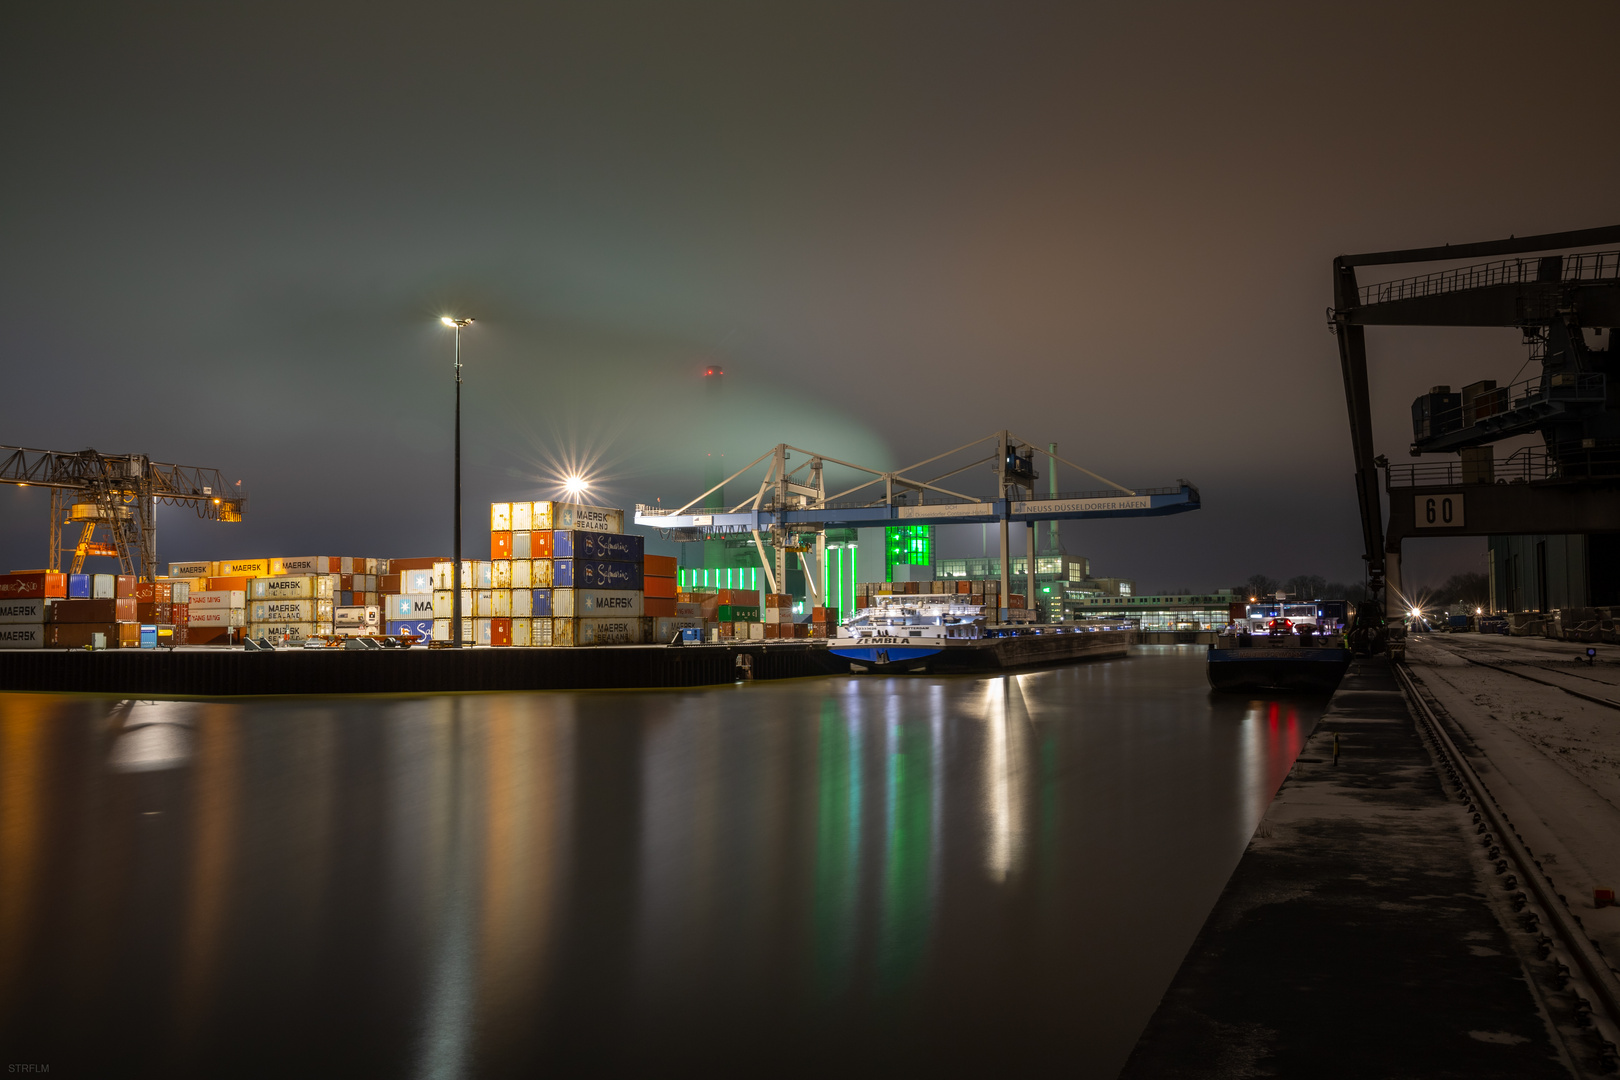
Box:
[0,446,244,581]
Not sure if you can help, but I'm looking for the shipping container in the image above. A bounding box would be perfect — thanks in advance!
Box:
[553,560,643,591]
[473,561,493,589]
[491,589,512,618]
[189,589,246,610]
[511,617,531,647]
[512,531,531,559]
[334,606,381,630]
[171,603,189,625]
[644,576,676,599]
[472,590,494,617]
[512,588,533,617]
[552,588,644,619]
[510,559,531,590]
[386,594,437,620]
[473,618,492,646]
[387,619,434,641]
[644,554,677,578]
[168,561,212,578]
[249,598,333,622]
[490,502,512,531]
[254,622,315,641]
[531,531,554,558]
[0,573,67,599]
[432,560,455,590]
[432,618,451,642]
[271,556,336,575]
[206,575,251,592]
[0,599,51,624]
[397,568,434,594]
[552,531,644,561]
[717,604,761,622]
[92,574,116,598]
[68,574,91,599]
[217,558,271,577]
[532,589,552,617]
[47,623,113,649]
[377,574,401,594]
[531,558,553,587]
[186,608,246,628]
[492,531,512,560]
[492,560,512,588]
[652,616,704,641]
[134,602,172,623]
[432,590,454,618]
[491,617,512,647]
[532,617,553,646]
[250,574,333,600]
[644,596,675,618]
[53,599,121,624]
[511,501,533,530]
[171,582,191,604]
[387,557,444,573]
[570,617,646,645]
[551,502,624,534]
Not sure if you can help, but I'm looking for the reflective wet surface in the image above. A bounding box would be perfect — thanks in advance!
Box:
[0,646,1322,1077]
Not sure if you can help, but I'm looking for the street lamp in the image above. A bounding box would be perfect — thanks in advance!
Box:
[442,316,474,646]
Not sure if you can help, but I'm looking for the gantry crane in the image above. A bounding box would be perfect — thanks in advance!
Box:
[0,446,244,581]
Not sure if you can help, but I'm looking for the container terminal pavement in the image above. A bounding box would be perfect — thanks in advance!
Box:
[1123,639,1620,1079]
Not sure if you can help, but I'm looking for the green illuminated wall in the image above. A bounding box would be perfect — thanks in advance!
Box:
[884,526,933,582]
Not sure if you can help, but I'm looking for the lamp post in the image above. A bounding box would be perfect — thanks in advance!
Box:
[442,316,474,646]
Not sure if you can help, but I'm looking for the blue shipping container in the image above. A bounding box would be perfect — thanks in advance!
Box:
[139,624,158,649]
[551,530,644,562]
[68,574,91,598]
[387,620,434,641]
[553,559,644,590]
[532,588,552,616]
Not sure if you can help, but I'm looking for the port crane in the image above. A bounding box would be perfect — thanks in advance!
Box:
[636,429,1198,610]
[0,446,244,581]
[1330,223,1620,651]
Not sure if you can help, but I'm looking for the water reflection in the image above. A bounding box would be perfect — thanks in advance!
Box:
[0,649,1327,1077]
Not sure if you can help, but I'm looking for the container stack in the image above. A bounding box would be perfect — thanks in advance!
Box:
[383,556,445,641]
[0,573,65,649]
[551,522,644,646]
[249,574,335,641]
[714,589,762,641]
[763,593,794,639]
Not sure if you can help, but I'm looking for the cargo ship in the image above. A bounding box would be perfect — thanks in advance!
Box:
[829,598,1131,674]
[1205,600,1352,693]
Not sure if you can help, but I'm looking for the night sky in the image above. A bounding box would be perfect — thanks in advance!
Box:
[4,2,1616,591]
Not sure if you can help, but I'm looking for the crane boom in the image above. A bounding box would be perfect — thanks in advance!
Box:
[0,445,244,580]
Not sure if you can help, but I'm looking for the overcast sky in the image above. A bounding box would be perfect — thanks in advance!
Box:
[3,1,1615,591]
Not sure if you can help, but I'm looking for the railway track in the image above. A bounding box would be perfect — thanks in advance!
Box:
[1397,660,1620,1073]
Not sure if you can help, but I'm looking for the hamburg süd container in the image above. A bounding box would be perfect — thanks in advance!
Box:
[387,619,434,641]
[552,531,643,562]
[0,573,68,599]
[553,560,643,591]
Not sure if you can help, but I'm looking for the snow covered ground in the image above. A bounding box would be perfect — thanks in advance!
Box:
[1406,633,1620,963]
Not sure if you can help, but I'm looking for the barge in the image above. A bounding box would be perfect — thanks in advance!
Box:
[829,597,1131,674]
[1206,599,1352,693]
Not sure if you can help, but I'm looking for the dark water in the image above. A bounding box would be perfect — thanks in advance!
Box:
[0,646,1321,1078]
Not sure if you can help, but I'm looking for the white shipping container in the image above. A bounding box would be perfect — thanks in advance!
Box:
[552,588,643,619]
[189,590,246,610]
[250,574,332,600]
[251,622,315,640]
[399,568,434,594]
[512,559,532,589]
[187,608,246,628]
[749,622,765,640]
[491,589,512,618]
[432,618,451,642]
[472,590,494,617]
[532,617,553,646]
[432,561,455,590]
[473,562,492,589]
[493,560,512,588]
[491,502,511,531]
[473,618,492,645]
[171,582,190,603]
[387,594,436,619]
[0,599,50,624]
[250,598,332,623]
[92,574,116,599]
[552,502,624,534]
[532,558,554,587]
[271,556,332,575]
[512,588,533,617]
[334,606,381,630]
[573,617,645,645]
[432,590,454,618]
[513,531,531,559]
[0,624,46,649]
[653,616,705,641]
[511,617,531,647]
[168,561,212,578]
[512,501,533,530]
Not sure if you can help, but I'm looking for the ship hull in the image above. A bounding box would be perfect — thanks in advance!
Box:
[829,629,1130,674]
[1205,645,1352,693]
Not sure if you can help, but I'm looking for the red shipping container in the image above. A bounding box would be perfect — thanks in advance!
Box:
[207,576,251,592]
[644,554,677,577]
[793,624,810,639]
[116,597,139,622]
[644,576,676,599]
[54,599,119,623]
[47,622,117,648]
[0,573,68,599]
[338,574,354,590]
[115,575,139,598]
[491,617,512,646]
[187,626,232,645]
[171,603,189,625]
[763,623,782,639]
[956,581,972,594]
[378,574,401,593]
[644,596,676,618]
[1008,594,1025,608]
[491,531,512,559]
[136,602,172,623]
[155,582,172,603]
[386,556,446,572]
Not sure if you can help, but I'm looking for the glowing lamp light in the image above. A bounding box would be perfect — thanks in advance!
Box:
[1475,607,1483,615]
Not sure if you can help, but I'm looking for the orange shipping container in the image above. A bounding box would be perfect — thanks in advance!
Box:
[491,531,512,559]
[529,531,554,558]
[956,580,972,594]
[207,576,251,592]
[386,557,445,572]
[644,576,676,600]
[643,554,677,577]
[644,596,676,618]
[0,573,68,599]
[491,617,512,646]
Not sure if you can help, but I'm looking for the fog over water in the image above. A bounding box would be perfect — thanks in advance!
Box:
[0,648,1325,1076]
